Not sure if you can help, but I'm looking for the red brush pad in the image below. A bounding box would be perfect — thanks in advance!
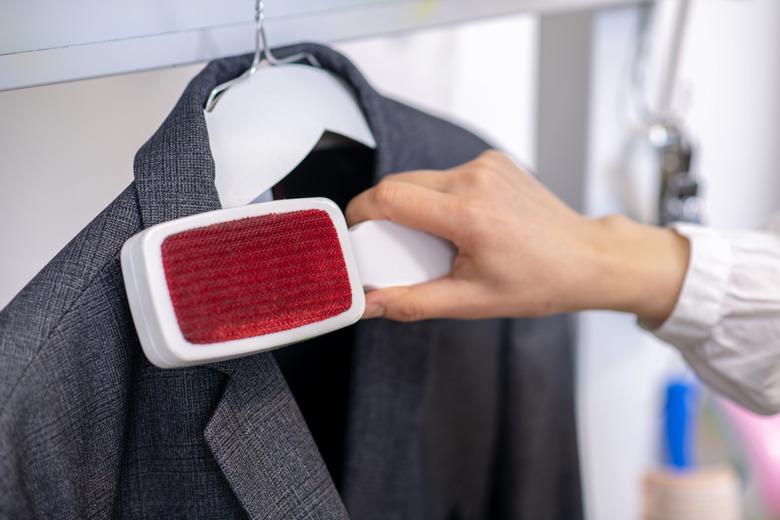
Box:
[161,209,352,344]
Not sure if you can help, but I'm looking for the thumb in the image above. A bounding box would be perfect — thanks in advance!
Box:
[362,278,474,322]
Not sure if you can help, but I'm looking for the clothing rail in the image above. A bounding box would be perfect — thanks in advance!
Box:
[1,0,644,90]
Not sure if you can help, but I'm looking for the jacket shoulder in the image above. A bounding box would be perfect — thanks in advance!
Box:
[0,185,141,404]
[383,97,496,169]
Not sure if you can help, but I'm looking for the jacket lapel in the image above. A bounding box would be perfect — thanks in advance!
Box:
[204,355,349,518]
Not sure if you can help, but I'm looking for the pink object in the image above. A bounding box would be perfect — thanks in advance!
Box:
[720,399,780,515]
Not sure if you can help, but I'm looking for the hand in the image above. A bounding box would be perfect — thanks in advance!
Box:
[345,150,690,324]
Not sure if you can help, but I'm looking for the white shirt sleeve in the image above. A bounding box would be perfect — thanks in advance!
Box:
[651,221,780,415]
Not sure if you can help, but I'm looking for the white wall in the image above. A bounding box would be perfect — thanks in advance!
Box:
[337,16,538,164]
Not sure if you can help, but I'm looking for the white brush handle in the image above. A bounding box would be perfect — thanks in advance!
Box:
[348,220,455,291]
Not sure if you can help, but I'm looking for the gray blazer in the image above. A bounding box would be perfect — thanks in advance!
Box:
[0,44,581,519]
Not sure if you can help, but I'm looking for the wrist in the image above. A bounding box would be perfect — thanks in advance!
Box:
[587,215,690,324]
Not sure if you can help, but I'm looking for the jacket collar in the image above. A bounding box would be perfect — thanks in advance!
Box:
[132,43,400,229]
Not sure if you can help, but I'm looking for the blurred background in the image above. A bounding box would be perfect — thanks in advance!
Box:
[2,0,780,518]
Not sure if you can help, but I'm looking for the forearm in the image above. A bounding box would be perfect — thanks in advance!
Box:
[580,214,780,414]
[581,215,691,325]
[349,151,694,323]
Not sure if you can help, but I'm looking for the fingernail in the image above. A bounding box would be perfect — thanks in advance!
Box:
[363,302,384,319]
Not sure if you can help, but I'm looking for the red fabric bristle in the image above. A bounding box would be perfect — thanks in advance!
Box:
[161,209,352,344]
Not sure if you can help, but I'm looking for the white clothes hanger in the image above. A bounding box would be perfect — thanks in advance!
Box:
[204,0,376,209]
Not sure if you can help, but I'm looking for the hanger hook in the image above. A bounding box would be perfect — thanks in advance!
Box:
[252,0,266,71]
[204,0,320,112]
[256,0,315,67]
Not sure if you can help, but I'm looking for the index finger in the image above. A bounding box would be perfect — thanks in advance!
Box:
[346,180,461,241]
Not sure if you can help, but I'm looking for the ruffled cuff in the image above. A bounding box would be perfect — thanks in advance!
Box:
[649,223,733,348]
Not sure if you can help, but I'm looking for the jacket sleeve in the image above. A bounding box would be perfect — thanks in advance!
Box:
[650,221,780,415]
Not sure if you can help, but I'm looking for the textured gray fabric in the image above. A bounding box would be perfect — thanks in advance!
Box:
[0,44,581,519]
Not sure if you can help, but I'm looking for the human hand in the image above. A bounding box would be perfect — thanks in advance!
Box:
[345,151,690,324]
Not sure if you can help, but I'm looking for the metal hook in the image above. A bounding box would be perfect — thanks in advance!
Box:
[205,0,320,112]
